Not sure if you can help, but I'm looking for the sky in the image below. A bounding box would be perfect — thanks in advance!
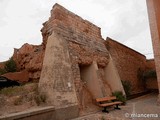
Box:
[0,0,153,62]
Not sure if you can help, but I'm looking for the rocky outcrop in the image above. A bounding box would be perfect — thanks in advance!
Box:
[2,70,29,83]
[13,43,44,81]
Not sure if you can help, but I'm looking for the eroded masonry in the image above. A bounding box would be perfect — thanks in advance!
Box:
[38,3,124,119]
[147,0,160,104]
[0,2,158,119]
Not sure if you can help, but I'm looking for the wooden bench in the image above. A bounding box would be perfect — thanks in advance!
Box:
[96,96,122,113]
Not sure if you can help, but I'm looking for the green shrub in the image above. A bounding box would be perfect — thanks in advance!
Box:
[143,70,157,79]
[4,57,17,72]
[0,57,17,75]
[121,80,131,97]
[112,91,126,104]
[0,68,6,75]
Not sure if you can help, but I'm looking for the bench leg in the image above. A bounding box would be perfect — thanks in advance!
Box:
[114,104,121,110]
[102,107,109,113]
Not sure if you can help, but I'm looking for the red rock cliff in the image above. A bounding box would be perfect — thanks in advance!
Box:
[13,43,44,81]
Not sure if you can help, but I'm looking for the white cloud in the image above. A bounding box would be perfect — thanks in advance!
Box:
[0,0,153,61]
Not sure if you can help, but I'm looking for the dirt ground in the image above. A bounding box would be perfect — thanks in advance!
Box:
[0,85,159,120]
[0,83,44,116]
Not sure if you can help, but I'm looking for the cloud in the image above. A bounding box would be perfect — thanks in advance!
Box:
[0,46,13,61]
[96,0,153,59]
[124,29,152,52]
[0,0,153,61]
[101,0,149,40]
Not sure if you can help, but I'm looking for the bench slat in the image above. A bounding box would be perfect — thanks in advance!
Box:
[96,96,116,102]
[99,101,122,107]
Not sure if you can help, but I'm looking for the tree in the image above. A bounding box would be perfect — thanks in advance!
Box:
[4,57,17,72]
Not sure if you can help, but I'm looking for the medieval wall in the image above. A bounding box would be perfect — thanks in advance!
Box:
[146,59,158,90]
[146,59,155,70]
[41,4,103,50]
[40,3,109,112]
[105,38,147,95]
[39,4,124,118]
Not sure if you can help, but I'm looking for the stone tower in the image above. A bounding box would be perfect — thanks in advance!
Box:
[146,0,160,104]
[38,3,125,119]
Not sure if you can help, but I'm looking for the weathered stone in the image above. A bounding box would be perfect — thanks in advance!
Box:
[145,59,157,90]
[13,43,44,81]
[39,4,124,119]
[146,0,160,104]
[39,31,79,119]
[105,38,156,95]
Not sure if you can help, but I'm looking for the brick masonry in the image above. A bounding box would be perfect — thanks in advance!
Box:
[39,3,124,118]
[9,3,158,97]
[145,59,158,90]
[3,2,157,97]
[0,3,158,117]
[106,38,157,94]
[146,0,160,104]
[0,2,158,118]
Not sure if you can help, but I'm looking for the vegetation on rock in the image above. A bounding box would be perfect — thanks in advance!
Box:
[5,57,17,73]
[0,57,17,75]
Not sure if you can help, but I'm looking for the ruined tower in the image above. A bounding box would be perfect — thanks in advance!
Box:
[146,0,160,104]
[39,3,125,119]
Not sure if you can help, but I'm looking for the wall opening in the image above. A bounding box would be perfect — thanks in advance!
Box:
[78,62,103,98]
[78,64,99,114]
[79,64,91,84]
[78,64,93,102]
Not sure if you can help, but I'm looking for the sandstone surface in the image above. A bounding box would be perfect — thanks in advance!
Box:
[13,43,44,81]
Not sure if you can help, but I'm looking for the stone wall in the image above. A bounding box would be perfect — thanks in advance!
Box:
[146,78,158,90]
[41,3,102,49]
[105,38,147,95]
[2,2,159,118]
[147,0,160,102]
[145,59,158,90]
[39,4,124,118]
[41,4,109,66]
[146,59,155,70]
[40,3,109,114]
